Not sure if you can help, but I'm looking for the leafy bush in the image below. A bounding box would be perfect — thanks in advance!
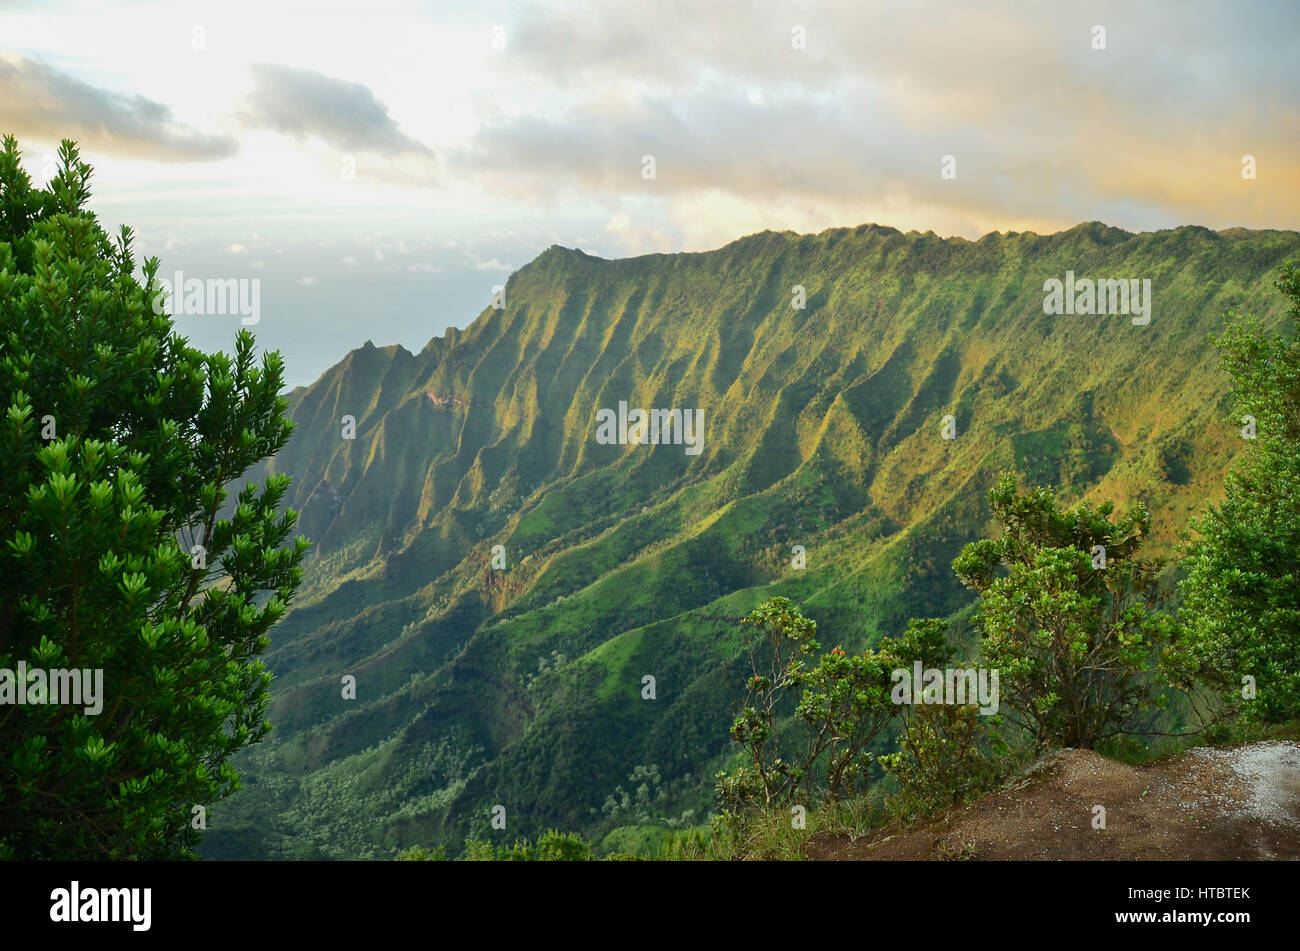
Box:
[396,845,447,861]
[457,831,592,861]
[877,619,1011,815]
[535,830,592,861]
[880,703,1011,817]
[718,596,896,811]
[953,473,1177,750]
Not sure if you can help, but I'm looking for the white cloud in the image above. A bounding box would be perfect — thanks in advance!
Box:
[3,0,1294,272]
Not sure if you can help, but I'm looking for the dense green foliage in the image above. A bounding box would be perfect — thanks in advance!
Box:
[1176,265,1300,724]
[202,215,1300,859]
[876,617,1013,814]
[0,138,307,858]
[398,830,592,860]
[463,830,593,861]
[953,472,1177,749]
[717,596,895,810]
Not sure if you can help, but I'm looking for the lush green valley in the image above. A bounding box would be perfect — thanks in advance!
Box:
[199,221,1300,860]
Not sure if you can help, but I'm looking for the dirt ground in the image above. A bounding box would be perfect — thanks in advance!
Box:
[804,740,1300,860]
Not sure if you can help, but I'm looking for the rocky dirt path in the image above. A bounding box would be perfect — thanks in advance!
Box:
[805,740,1300,860]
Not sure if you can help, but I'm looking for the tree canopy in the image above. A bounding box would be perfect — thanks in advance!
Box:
[0,136,308,859]
[1176,263,1300,724]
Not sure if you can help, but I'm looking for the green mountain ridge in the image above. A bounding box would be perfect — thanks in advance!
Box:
[201,221,1300,859]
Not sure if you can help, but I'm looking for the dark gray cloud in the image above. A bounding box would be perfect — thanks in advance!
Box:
[242,63,433,158]
[0,54,237,161]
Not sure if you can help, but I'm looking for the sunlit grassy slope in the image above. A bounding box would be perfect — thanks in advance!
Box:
[200,222,1300,859]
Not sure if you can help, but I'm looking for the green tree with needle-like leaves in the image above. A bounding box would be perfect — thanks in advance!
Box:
[0,136,309,859]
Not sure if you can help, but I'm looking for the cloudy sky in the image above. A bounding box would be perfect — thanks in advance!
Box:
[2,0,1296,386]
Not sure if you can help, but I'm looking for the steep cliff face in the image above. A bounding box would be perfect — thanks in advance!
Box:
[203,222,1300,859]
